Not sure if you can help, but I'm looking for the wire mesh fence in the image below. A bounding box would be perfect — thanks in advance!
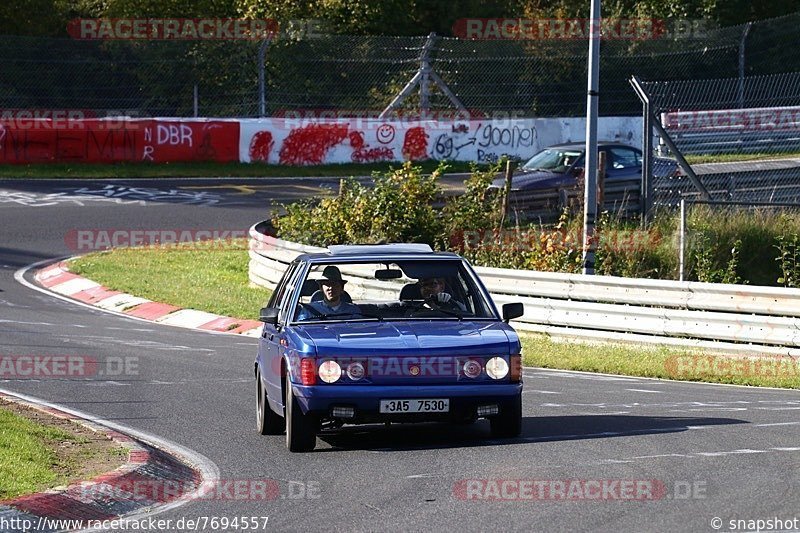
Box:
[4,12,800,119]
[639,70,800,208]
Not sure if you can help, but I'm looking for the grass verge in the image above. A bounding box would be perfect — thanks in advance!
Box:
[684,151,800,165]
[522,335,800,389]
[0,401,128,500]
[0,160,480,180]
[70,240,272,320]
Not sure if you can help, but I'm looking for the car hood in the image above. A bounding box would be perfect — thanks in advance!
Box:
[491,169,575,191]
[293,321,514,357]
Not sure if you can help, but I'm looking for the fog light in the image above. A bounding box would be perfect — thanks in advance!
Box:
[485,357,509,379]
[347,362,365,381]
[477,404,499,417]
[319,360,342,383]
[331,406,355,418]
[463,359,482,378]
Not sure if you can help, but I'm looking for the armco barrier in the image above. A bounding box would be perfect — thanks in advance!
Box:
[248,221,800,356]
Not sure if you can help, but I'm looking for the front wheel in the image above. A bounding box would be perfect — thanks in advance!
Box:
[256,371,285,435]
[285,381,317,452]
[489,394,522,438]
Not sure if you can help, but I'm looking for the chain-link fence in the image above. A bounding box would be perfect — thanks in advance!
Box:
[4,11,800,119]
[637,70,800,208]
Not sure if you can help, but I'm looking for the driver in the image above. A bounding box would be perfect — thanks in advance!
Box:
[297,266,361,320]
[418,277,467,312]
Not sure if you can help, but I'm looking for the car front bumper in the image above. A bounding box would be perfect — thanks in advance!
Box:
[293,382,522,422]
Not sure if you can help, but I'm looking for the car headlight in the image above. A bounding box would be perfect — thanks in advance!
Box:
[485,357,509,379]
[318,360,342,383]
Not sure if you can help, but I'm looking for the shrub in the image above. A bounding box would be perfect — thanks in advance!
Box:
[273,162,444,247]
[273,163,800,287]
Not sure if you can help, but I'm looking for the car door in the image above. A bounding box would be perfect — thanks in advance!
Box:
[605,147,642,181]
[259,260,302,405]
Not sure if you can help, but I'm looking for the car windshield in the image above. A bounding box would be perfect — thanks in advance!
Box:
[521,148,583,173]
[290,259,497,323]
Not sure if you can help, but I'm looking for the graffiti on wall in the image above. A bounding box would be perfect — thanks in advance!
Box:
[0,116,642,166]
[0,119,239,164]
[239,119,560,165]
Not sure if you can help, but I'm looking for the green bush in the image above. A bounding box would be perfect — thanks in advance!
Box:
[273,163,800,287]
[273,162,444,247]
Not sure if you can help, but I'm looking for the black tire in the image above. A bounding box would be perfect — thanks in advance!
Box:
[285,381,317,452]
[489,394,522,438]
[256,371,285,435]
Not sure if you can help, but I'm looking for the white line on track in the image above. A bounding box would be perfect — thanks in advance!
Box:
[625,388,663,393]
[0,386,220,531]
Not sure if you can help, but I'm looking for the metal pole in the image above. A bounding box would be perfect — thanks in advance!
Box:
[652,119,711,200]
[737,22,753,109]
[629,75,653,225]
[258,39,271,117]
[582,0,601,275]
[679,198,686,282]
[419,33,436,118]
[193,84,198,117]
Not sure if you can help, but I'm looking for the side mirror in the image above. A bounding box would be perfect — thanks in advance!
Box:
[502,302,524,322]
[259,306,280,325]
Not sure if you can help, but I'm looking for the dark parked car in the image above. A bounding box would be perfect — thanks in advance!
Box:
[489,141,679,192]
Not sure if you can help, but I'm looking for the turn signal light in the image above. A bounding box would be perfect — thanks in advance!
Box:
[510,354,522,383]
[300,358,316,385]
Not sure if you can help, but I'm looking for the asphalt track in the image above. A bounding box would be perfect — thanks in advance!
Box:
[1,177,799,533]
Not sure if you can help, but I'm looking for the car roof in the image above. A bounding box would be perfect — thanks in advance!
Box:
[544,141,636,150]
[297,243,462,262]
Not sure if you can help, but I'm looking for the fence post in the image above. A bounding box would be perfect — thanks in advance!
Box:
[679,198,686,282]
[193,84,198,117]
[258,39,272,118]
[738,22,753,109]
[597,150,606,212]
[500,159,513,226]
[629,75,653,225]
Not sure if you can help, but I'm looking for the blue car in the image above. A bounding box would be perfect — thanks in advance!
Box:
[254,244,525,452]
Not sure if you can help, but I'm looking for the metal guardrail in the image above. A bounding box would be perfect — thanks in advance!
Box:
[663,106,800,155]
[505,177,642,221]
[248,221,800,356]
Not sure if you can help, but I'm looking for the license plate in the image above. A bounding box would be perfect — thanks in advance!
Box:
[379,399,449,413]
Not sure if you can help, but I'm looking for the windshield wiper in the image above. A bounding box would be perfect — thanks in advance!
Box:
[406,299,465,321]
[306,310,383,321]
